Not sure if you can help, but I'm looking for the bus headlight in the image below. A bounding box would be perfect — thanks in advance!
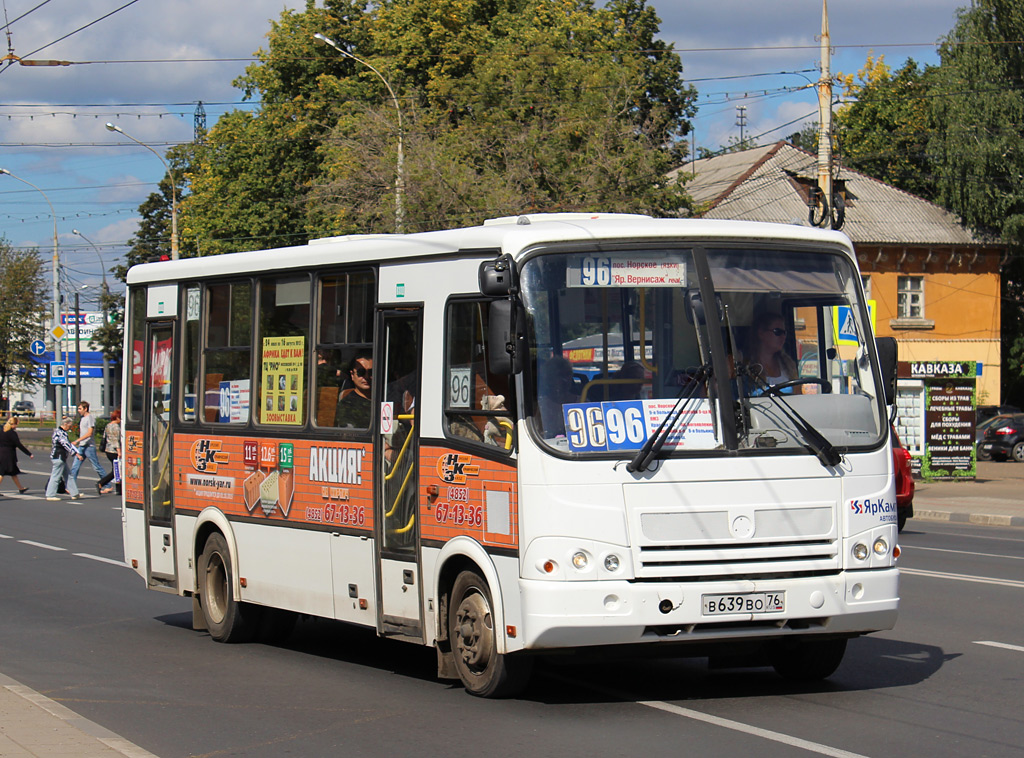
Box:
[571,551,589,570]
[852,542,869,561]
[873,537,889,557]
[603,554,621,572]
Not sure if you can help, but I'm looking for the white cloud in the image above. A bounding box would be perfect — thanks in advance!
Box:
[0,0,972,244]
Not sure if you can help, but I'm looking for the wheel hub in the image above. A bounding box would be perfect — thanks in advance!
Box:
[454,592,493,671]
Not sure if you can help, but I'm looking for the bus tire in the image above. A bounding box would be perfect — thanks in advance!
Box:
[771,637,847,681]
[448,570,532,698]
[199,533,255,643]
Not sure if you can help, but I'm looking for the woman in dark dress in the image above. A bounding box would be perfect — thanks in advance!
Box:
[0,415,34,494]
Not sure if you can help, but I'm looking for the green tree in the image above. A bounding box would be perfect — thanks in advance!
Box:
[930,0,1024,402]
[835,55,936,200]
[185,0,697,245]
[786,122,819,153]
[0,242,48,407]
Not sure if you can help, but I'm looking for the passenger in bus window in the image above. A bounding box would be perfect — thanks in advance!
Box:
[537,357,577,436]
[609,361,645,401]
[744,312,798,394]
[316,349,342,387]
[335,351,373,428]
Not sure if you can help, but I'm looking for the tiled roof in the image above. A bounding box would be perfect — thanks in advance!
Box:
[669,142,988,247]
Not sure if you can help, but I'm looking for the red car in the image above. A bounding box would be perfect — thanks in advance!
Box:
[892,428,914,532]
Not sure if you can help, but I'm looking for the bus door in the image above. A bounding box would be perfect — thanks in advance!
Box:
[375,309,423,638]
[143,322,176,586]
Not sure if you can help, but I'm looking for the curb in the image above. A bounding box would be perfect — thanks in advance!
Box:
[911,509,1024,528]
[0,672,159,758]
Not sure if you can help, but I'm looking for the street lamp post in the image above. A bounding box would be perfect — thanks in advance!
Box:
[0,168,64,418]
[73,230,112,415]
[313,32,405,234]
[105,122,180,259]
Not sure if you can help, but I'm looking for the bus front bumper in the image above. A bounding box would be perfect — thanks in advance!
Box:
[517,569,899,650]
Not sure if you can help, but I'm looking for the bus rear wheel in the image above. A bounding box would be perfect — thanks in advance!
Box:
[199,533,255,643]
[448,570,532,698]
[771,637,847,681]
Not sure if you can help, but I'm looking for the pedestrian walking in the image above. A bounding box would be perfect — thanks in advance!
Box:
[96,409,121,495]
[45,417,85,500]
[69,401,106,487]
[0,415,34,494]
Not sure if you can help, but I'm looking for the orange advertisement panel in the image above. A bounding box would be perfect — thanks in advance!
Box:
[420,445,518,550]
[123,431,145,503]
[173,434,374,531]
[141,433,516,550]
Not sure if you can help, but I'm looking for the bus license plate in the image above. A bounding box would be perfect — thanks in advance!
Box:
[702,592,785,616]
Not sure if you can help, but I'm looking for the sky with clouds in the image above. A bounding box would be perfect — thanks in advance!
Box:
[0,0,970,298]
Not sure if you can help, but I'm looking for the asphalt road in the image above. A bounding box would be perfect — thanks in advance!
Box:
[1,492,1022,758]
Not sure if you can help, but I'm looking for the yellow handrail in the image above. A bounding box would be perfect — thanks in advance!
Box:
[637,290,657,374]
[499,419,514,451]
[384,416,415,481]
[580,377,650,402]
[394,511,416,534]
[385,456,415,518]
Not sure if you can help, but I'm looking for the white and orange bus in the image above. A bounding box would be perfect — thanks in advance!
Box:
[122,214,900,697]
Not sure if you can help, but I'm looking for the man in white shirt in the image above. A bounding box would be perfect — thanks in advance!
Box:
[70,401,107,488]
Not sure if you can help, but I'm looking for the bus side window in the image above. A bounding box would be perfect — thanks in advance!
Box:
[314,271,375,430]
[444,298,515,451]
[256,276,311,426]
[203,281,252,423]
[181,285,201,422]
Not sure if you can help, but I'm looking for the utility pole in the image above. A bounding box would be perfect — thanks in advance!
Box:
[194,101,207,143]
[736,105,747,146]
[74,291,81,408]
[815,0,834,228]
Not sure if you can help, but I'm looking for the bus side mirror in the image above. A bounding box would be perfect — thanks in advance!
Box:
[479,255,516,297]
[876,336,898,406]
[488,299,525,375]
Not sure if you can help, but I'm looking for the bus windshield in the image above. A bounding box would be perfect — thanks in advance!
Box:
[520,244,885,458]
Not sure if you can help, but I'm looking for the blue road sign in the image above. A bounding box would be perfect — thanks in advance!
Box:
[49,361,67,385]
[30,340,45,356]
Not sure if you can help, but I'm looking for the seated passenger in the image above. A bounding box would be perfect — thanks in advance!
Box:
[744,312,798,394]
[609,361,645,401]
[536,357,577,436]
[335,351,373,428]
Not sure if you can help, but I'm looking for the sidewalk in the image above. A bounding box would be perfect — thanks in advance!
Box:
[909,460,1024,528]
[0,673,157,758]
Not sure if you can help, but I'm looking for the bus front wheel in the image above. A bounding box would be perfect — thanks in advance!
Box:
[448,570,532,698]
[770,637,847,681]
[199,533,254,643]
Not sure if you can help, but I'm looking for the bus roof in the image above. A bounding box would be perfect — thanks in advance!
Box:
[125,215,853,285]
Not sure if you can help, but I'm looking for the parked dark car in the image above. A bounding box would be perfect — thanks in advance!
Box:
[978,413,1024,462]
[11,400,35,418]
[976,413,1012,461]
[892,427,914,532]
[977,404,1021,426]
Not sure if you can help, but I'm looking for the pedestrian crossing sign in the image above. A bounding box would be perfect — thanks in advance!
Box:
[832,301,876,346]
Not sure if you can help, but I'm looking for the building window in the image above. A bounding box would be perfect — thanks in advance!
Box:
[897,276,924,319]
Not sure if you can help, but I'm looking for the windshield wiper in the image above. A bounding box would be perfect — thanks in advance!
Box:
[742,372,841,467]
[627,365,710,474]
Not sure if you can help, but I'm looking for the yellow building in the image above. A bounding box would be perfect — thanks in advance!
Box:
[673,142,1004,458]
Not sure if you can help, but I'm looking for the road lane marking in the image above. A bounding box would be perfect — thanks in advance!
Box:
[5,536,125,567]
[900,568,1024,588]
[17,540,66,552]
[545,671,872,758]
[639,700,872,758]
[73,552,128,568]
[973,641,1024,653]
[910,546,1024,561]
